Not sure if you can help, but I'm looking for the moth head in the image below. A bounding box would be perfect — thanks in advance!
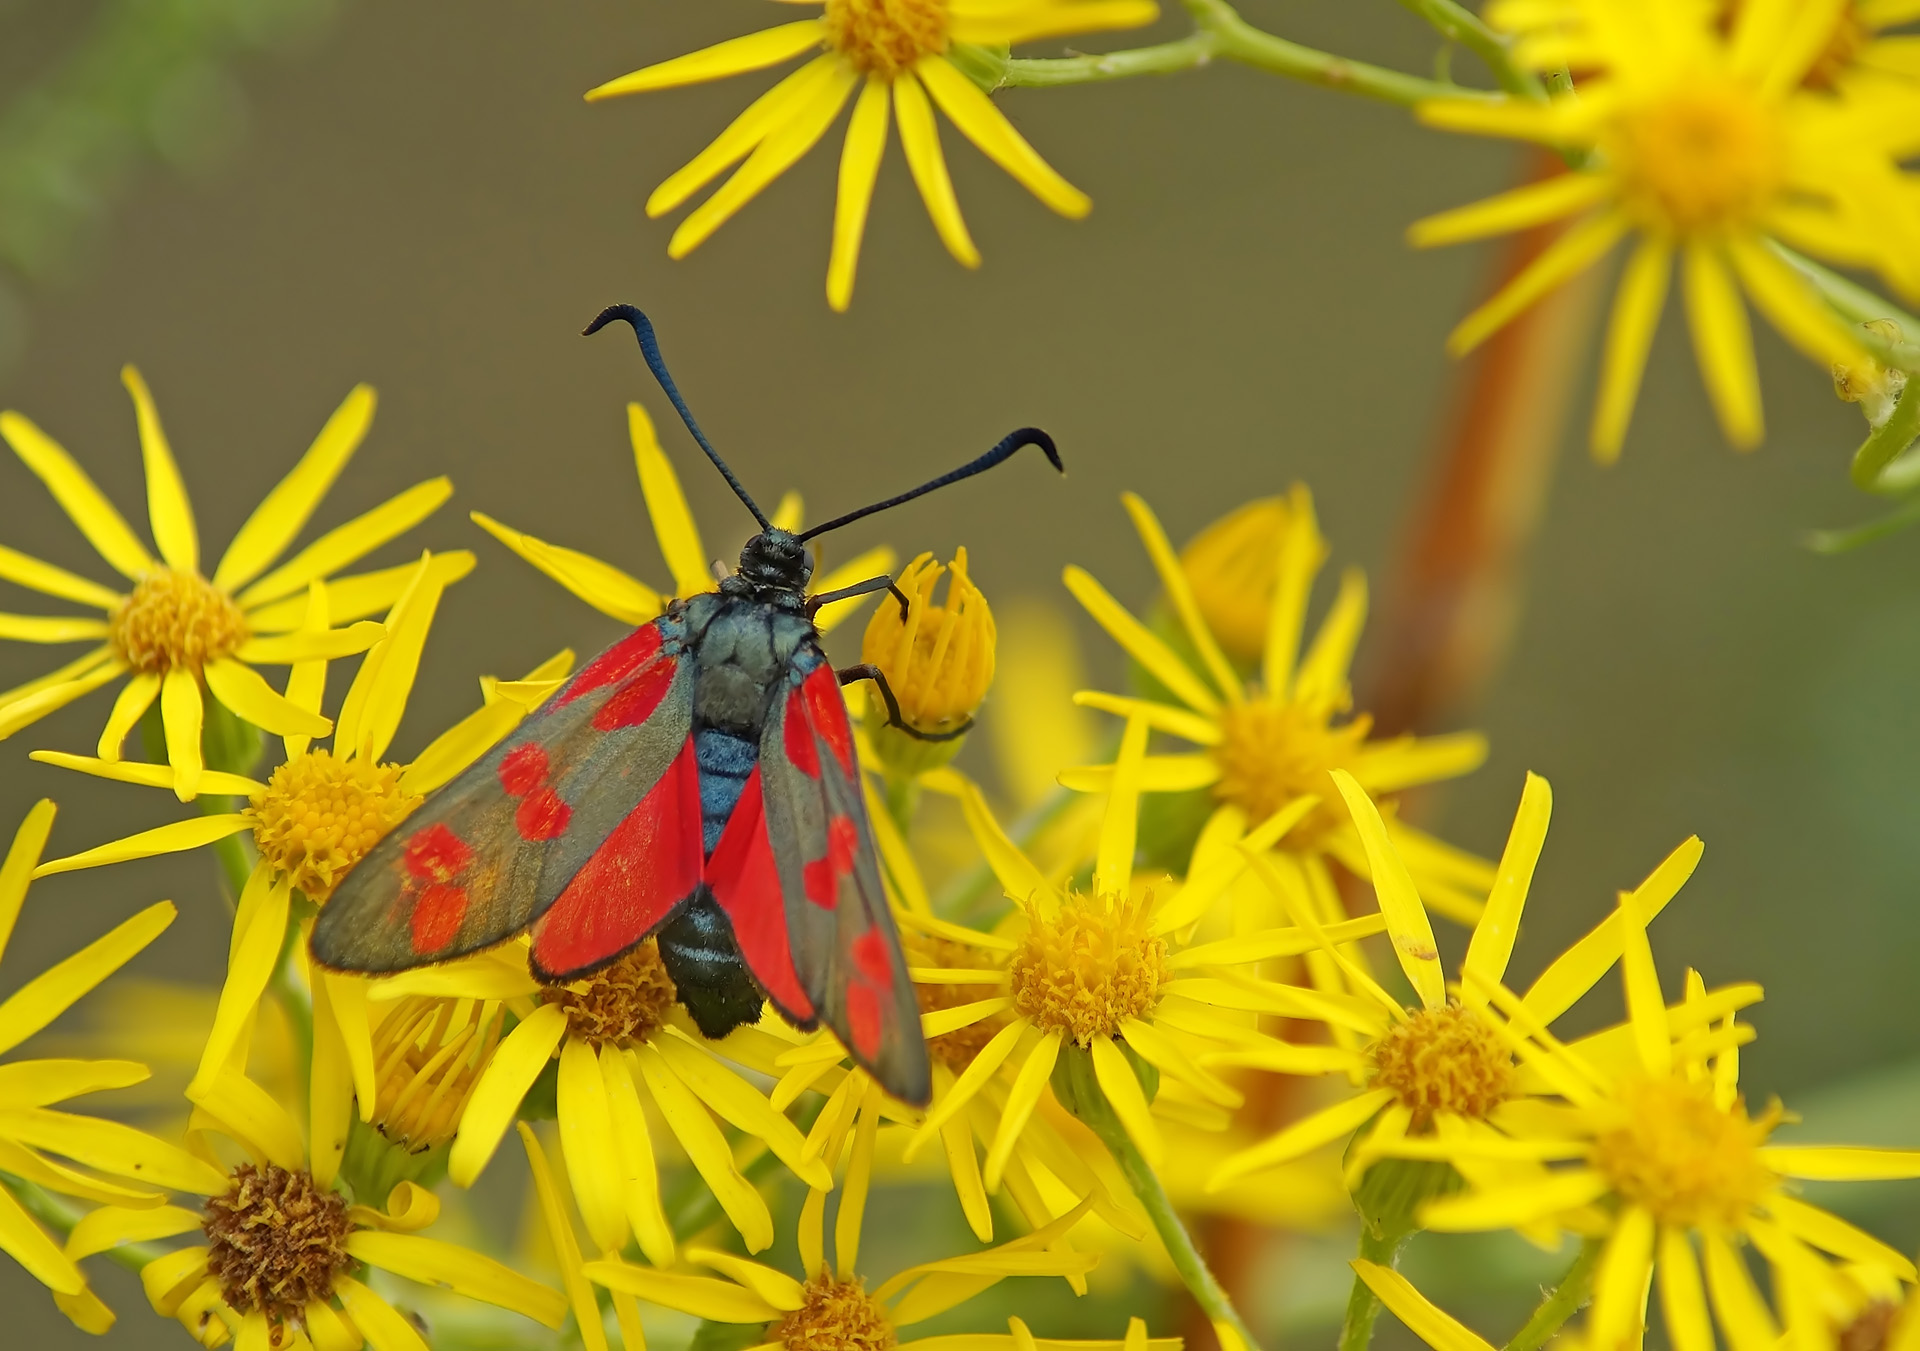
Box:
[737,527,812,595]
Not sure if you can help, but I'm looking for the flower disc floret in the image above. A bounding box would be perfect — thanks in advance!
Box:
[1008,892,1168,1046]
[823,0,950,78]
[775,1273,898,1351]
[247,750,422,900]
[110,567,249,674]
[1606,83,1785,233]
[909,935,1011,1072]
[1369,1003,1515,1124]
[540,942,679,1049]
[1592,1077,1778,1230]
[202,1163,354,1334]
[1212,698,1371,829]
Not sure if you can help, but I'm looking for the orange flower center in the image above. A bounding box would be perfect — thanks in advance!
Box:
[1592,1077,1778,1230]
[1607,82,1785,234]
[823,0,950,78]
[202,1163,353,1338]
[540,942,679,1049]
[1211,697,1371,833]
[110,567,248,675]
[247,750,421,901]
[1008,891,1168,1045]
[1369,1003,1514,1124]
[776,1273,897,1351]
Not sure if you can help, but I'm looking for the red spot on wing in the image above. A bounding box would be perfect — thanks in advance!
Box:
[532,740,702,977]
[515,788,572,842]
[783,686,819,780]
[846,982,883,1062]
[801,815,860,910]
[708,769,816,1021]
[411,884,469,954]
[592,658,677,731]
[499,743,549,795]
[851,927,895,992]
[558,624,664,706]
[800,667,855,775]
[404,824,472,883]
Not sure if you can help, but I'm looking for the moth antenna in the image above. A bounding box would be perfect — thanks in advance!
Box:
[585,304,771,531]
[797,427,1062,543]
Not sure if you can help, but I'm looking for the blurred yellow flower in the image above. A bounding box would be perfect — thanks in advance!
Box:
[1355,894,1920,1351]
[1412,0,1920,456]
[1063,489,1491,924]
[584,0,1158,309]
[1178,497,1292,667]
[474,400,891,629]
[0,374,449,796]
[0,801,224,1334]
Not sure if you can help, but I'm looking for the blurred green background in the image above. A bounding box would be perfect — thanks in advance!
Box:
[2,0,1918,1345]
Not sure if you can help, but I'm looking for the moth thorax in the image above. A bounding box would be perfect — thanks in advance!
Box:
[541,942,679,1048]
[202,1163,353,1335]
[774,1273,897,1351]
[1211,696,1371,832]
[1007,891,1168,1046]
[371,996,503,1150]
[1367,1002,1514,1125]
[1591,1076,1778,1230]
[907,934,1009,1074]
[111,566,248,674]
[246,750,422,901]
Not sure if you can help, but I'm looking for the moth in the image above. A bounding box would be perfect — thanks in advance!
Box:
[310,304,1062,1105]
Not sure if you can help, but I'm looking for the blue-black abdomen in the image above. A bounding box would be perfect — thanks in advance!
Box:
[695,726,758,854]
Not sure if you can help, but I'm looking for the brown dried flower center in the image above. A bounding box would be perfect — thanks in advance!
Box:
[247,750,422,901]
[1369,1003,1514,1123]
[541,942,679,1048]
[775,1274,898,1351]
[823,0,950,77]
[202,1163,354,1333]
[1008,891,1168,1046]
[111,567,248,674]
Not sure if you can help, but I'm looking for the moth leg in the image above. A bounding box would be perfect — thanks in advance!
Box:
[836,663,972,743]
[807,574,910,623]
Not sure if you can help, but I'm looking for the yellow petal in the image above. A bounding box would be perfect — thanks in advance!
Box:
[1591,233,1673,462]
[1765,1193,1916,1277]
[65,1203,201,1260]
[0,412,154,579]
[1091,1035,1163,1167]
[653,1029,831,1188]
[336,1276,429,1351]
[1590,1205,1656,1351]
[836,1081,882,1275]
[1292,567,1368,707]
[0,899,175,1055]
[0,1182,83,1293]
[0,1103,225,1193]
[916,56,1089,218]
[518,1123,610,1351]
[1448,211,1629,356]
[449,1003,567,1186]
[1094,716,1148,899]
[983,1030,1062,1192]
[646,55,842,217]
[1121,492,1241,704]
[1410,171,1613,248]
[188,873,290,1095]
[1725,231,1870,372]
[0,799,54,962]
[587,20,828,98]
[160,666,203,800]
[905,1018,1026,1159]
[245,553,475,634]
[1062,565,1219,715]
[470,511,661,625]
[189,1069,304,1172]
[1681,241,1763,449]
[1208,1089,1394,1189]
[1616,886,1672,1078]
[1419,1168,1609,1231]
[602,1046,675,1268]
[895,69,979,267]
[0,1134,163,1207]
[584,1258,783,1322]
[32,814,250,877]
[235,477,453,608]
[348,1231,567,1328]
[0,655,126,740]
[308,970,351,1186]
[339,552,452,763]
[1262,484,1322,700]
[1330,770,1443,1009]
[631,402,713,598]
[928,769,1054,906]
[1461,772,1550,1006]
[214,384,376,591]
[96,671,161,759]
[632,1042,774,1251]
[121,366,198,573]
[0,544,122,610]
[204,656,333,739]
[687,1247,807,1313]
[557,1037,629,1254]
[827,77,891,313]
[1351,1260,1494,1351]
[1073,691,1219,746]
[1522,835,1702,1023]
[1760,1146,1920,1180]
[233,621,383,666]
[0,614,110,643]
[1702,1230,1779,1351]
[1658,1226,1715,1351]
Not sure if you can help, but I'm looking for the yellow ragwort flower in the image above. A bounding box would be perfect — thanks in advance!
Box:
[582,1075,1181,1351]
[1063,489,1492,925]
[1412,0,1920,456]
[29,559,565,1121]
[81,1068,566,1351]
[1352,890,1920,1351]
[371,935,833,1266]
[1177,496,1294,667]
[473,400,892,629]
[584,0,1159,309]
[0,801,225,1334]
[1208,771,1757,1197]
[0,372,452,796]
[861,547,995,778]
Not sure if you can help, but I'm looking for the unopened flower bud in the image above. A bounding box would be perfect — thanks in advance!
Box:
[1833,318,1909,430]
[861,549,994,778]
[340,995,503,1200]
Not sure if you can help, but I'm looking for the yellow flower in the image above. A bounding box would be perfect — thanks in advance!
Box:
[0,372,451,796]
[28,559,564,1115]
[1062,489,1491,925]
[0,801,226,1333]
[1177,497,1293,667]
[861,547,995,778]
[473,400,891,630]
[582,1069,1180,1351]
[81,1070,566,1350]
[1410,0,1920,457]
[583,0,1159,310]
[370,937,833,1266]
[1208,771,1755,1196]
[517,1124,650,1351]
[1351,887,1920,1351]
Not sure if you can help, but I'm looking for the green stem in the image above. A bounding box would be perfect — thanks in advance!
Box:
[1503,1237,1603,1351]
[1394,0,1544,99]
[1770,242,1920,373]
[1849,377,1920,496]
[1055,1048,1261,1351]
[1338,1226,1407,1351]
[883,774,920,841]
[6,1176,176,1275]
[1002,0,1502,105]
